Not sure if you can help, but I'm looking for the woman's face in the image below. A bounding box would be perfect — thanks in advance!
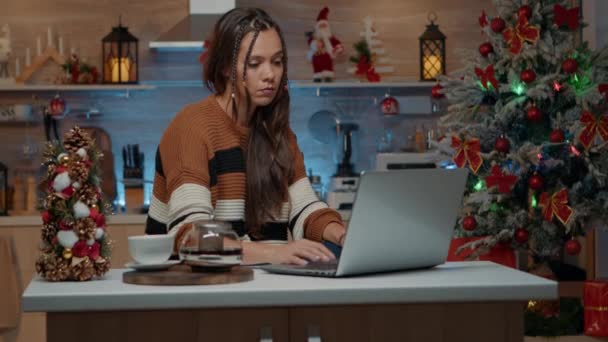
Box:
[235,28,284,108]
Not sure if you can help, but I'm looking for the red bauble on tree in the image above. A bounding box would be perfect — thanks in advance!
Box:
[518,5,533,19]
[528,173,544,190]
[521,69,536,83]
[479,42,494,57]
[490,17,506,33]
[562,58,578,74]
[514,228,529,244]
[565,239,581,255]
[462,215,477,231]
[380,95,399,116]
[431,84,444,99]
[527,106,543,122]
[495,136,510,153]
[48,94,67,117]
[549,129,565,143]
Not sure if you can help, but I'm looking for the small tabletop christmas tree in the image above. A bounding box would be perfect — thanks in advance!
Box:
[36,126,112,281]
[435,0,608,264]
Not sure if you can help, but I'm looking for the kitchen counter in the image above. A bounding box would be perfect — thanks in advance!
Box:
[22,261,556,342]
[23,261,556,312]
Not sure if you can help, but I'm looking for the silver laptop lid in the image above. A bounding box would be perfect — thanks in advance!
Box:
[336,168,468,276]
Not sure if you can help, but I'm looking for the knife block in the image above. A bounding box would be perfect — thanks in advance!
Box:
[123,153,144,180]
[124,185,144,214]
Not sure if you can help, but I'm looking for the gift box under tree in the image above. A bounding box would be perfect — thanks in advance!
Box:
[584,281,608,337]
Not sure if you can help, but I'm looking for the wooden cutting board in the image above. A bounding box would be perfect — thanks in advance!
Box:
[122,264,254,286]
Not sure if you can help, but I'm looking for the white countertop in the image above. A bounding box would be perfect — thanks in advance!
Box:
[22,261,557,312]
[0,214,146,227]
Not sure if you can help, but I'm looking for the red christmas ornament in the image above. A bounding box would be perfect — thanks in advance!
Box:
[490,17,506,33]
[380,95,399,116]
[479,42,494,57]
[431,83,445,100]
[562,58,578,74]
[514,228,529,244]
[549,129,565,143]
[528,173,544,190]
[495,136,510,153]
[527,106,543,122]
[95,214,106,228]
[42,211,52,224]
[431,84,444,99]
[565,239,581,255]
[518,5,533,19]
[521,69,536,83]
[463,215,477,231]
[48,94,66,117]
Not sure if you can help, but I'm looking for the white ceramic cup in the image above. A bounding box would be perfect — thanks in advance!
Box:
[128,235,174,264]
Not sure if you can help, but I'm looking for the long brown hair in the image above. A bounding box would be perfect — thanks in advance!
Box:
[203,8,292,233]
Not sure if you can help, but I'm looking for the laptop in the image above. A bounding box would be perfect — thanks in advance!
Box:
[260,168,469,277]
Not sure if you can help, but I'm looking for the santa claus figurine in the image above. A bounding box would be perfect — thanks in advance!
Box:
[307,7,344,82]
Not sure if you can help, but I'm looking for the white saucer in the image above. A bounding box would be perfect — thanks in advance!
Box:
[125,260,181,271]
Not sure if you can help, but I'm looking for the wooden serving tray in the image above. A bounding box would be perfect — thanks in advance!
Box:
[122,264,254,286]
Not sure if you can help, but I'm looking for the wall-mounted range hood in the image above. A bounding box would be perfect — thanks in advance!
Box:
[149,0,234,51]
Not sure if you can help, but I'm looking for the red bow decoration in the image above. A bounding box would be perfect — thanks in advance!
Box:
[367,67,380,82]
[475,64,499,90]
[503,14,540,54]
[479,10,488,28]
[451,136,483,174]
[599,84,608,102]
[554,5,579,31]
[356,56,381,82]
[356,56,370,76]
[485,165,517,193]
[539,189,573,225]
[579,111,608,149]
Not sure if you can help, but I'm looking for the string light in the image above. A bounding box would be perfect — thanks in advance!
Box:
[474,179,485,191]
[553,80,563,92]
[512,81,526,95]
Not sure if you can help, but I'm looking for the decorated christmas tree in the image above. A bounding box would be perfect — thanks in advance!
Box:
[348,16,395,82]
[35,126,112,281]
[435,0,608,264]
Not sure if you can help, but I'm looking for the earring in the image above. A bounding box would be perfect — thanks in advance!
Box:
[231,92,235,99]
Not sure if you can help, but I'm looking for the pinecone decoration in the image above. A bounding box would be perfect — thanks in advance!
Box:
[41,224,57,244]
[69,161,90,184]
[74,217,95,240]
[94,257,111,277]
[36,254,71,282]
[63,126,93,153]
[71,257,95,281]
[77,184,99,206]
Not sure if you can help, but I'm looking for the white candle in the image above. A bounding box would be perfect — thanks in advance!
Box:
[25,48,31,66]
[36,37,42,55]
[58,36,64,55]
[15,58,20,77]
[47,27,52,47]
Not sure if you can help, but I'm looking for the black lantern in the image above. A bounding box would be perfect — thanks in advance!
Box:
[0,162,7,216]
[419,13,446,81]
[102,18,139,84]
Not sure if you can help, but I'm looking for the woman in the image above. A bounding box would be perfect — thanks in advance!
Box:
[146,8,346,265]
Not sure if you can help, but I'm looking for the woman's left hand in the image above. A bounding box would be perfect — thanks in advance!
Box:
[322,222,347,246]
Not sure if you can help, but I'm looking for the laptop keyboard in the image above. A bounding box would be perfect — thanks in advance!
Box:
[260,259,339,277]
[299,260,339,270]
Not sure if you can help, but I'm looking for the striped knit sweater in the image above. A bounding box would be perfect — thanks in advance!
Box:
[146,96,343,247]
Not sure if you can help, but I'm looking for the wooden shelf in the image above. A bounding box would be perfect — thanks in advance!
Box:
[289,80,436,89]
[0,84,156,92]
